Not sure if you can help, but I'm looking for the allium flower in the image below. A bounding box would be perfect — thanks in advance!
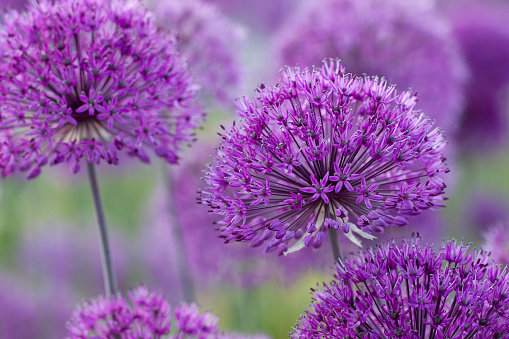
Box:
[0,0,202,179]
[291,237,509,338]
[150,0,245,104]
[199,60,448,255]
[447,0,509,151]
[483,222,509,266]
[274,0,465,136]
[68,286,268,338]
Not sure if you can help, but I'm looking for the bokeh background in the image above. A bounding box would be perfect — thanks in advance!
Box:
[1,0,509,337]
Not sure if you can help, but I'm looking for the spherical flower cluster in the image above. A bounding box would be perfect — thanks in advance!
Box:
[448,0,509,151]
[0,0,202,179]
[151,0,245,104]
[68,286,172,338]
[274,0,465,137]
[199,60,448,256]
[68,286,268,338]
[483,222,509,266]
[291,237,509,338]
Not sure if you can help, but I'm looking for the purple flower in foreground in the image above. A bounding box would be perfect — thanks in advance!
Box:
[483,222,509,266]
[291,237,509,338]
[68,286,268,338]
[151,0,245,104]
[274,0,465,137]
[0,0,203,179]
[199,60,448,255]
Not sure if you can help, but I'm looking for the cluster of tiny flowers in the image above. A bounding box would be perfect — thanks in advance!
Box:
[68,286,269,338]
[152,0,244,104]
[291,237,509,338]
[483,221,509,266]
[68,286,172,338]
[274,0,465,136]
[0,0,203,179]
[199,60,448,256]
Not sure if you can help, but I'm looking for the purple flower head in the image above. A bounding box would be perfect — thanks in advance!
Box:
[274,0,465,137]
[68,286,267,338]
[151,0,245,104]
[67,286,172,338]
[448,0,509,151]
[199,60,449,256]
[291,237,509,338]
[483,221,509,266]
[0,0,203,179]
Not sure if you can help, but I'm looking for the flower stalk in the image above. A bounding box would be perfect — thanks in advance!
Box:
[86,162,116,297]
[165,168,196,302]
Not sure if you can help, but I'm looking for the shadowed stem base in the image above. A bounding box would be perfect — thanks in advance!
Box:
[87,162,117,297]
[328,228,343,265]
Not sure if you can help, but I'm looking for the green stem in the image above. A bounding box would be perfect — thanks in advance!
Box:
[87,162,117,297]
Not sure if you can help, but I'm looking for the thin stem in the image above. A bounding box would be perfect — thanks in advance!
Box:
[165,167,196,302]
[86,162,117,297]
[328,228,342,264]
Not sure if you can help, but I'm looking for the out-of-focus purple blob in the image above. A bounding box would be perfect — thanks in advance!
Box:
[483,221,509,266]
[274,0,466,137]
[0,0,25,10]
[20,223,129,296]
[374,211,445,248]
[144,141,332,289]
[0,273,72,339]
[447,0,509,152]
[204,0,296,34]
[462,190,509,232]
[150,0,245,104]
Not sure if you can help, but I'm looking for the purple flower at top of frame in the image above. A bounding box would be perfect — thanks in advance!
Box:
[199,60,449,256]
[483,221,509,266]
[150,0,245,105]
[0,0,203,179]
[67,285,270,338]
[291,237,509,338]
[447,0,509,152]
[274,0,465,138]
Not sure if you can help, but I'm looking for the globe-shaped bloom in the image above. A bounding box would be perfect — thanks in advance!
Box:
[447,0,509,152]
[0,0,202,179]
[483,221,509,266]
[67,286,268,338]
[150,0,245,104]
[199,60,448,255]
[274,0,465,137]
[291,237,509,338]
